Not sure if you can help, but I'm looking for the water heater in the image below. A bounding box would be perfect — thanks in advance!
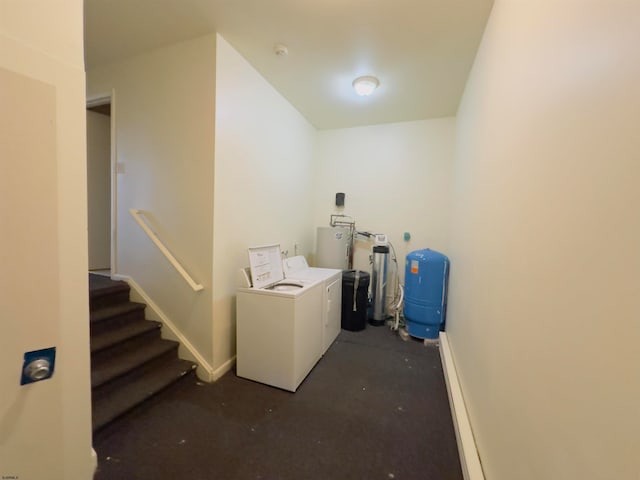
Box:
[316,226,351,269]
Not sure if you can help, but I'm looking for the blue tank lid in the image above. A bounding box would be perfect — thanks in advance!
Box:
[407,248,449,262]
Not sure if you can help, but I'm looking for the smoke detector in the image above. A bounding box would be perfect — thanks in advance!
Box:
[274,44,289,56]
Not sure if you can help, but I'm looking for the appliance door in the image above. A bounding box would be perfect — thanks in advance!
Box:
[323,276,342,354]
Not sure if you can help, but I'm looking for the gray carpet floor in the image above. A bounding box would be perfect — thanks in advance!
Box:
[93,326,462,480]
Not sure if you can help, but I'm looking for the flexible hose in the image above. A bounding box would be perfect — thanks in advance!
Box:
[393,284,404,331]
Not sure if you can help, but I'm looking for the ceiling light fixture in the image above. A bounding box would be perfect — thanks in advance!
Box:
[352,75,379,96]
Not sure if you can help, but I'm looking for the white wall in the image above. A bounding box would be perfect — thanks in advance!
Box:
[213,35,317,370]
[0,1,94,478]
[87,35,216,365]
[448,1,640,479]
[87,110,111,270]
[314,118,456,284]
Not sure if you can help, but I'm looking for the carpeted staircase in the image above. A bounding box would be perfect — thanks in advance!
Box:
[89,273,197,432]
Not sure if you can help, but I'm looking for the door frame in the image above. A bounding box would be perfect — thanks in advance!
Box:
[86,89,118,276]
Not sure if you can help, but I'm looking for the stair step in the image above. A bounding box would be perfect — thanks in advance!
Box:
[89,275,131,310]
[92,358,196,432]
[90,302,146,336]
[91,337,180,388]
[91,319,161,354]
[91,301,146,323]
[89,273,122,292]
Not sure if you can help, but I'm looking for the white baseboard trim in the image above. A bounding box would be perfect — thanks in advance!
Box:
[211,355,236,382]
[439,332,485,480]
[90,447,98,477]
[113,274,216,382]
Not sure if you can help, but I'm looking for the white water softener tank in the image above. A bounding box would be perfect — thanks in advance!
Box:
[370,235,389,326]
[316,227,351,269]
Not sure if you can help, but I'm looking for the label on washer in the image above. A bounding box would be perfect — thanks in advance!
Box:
[335,232,343,240]
[248,244,285,289]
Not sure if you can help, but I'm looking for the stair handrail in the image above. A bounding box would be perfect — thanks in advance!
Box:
[129,208,204,292]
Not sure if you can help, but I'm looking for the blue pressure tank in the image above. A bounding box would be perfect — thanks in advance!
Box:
[403,249,450,340]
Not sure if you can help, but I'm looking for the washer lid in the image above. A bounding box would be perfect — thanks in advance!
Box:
[283,255,309,276]
[248,244,284,289]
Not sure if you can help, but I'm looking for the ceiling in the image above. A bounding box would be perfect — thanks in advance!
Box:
[84,0,494,130]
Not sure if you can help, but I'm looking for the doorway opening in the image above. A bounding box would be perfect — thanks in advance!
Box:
[86,94,116,277]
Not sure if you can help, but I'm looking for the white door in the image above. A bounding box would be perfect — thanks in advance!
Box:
[0,10,94,478]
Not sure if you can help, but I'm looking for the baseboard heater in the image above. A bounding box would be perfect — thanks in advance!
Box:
[439,332,485,480]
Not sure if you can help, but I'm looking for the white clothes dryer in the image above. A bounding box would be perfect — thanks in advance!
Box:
[284,256,343,355]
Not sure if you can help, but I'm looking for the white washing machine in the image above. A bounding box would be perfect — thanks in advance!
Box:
[236,245,323,392]
[284,256,342,355]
